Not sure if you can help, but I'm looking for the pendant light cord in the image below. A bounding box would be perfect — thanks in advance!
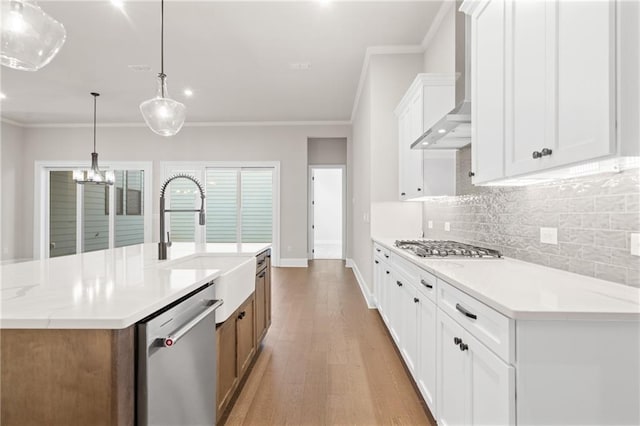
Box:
[91,92,99,153]
[160,0,165,97]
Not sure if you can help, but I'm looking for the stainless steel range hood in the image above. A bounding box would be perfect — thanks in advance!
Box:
[412,4,471,150]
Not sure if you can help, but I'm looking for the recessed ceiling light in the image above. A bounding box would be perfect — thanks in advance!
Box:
[422,141,430,146]
[0,92,6,100]
[438,129,447,134]
[183,88,193,97]
[111,0,125,10]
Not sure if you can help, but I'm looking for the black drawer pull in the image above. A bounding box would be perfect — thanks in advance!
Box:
[257,260,265,266]
[384,254,389,258]
[396,281,403,287]
[376,248,381,252]
[456,303,477,320]
[375,260,379,264]
[258,272,266,278]
[420,279,433,289]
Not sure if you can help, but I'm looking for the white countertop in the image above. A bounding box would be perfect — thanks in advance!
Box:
[0,243,271,329]
[374,238,640,320]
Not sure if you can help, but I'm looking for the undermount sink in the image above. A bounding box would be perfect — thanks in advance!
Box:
[161,255,257,323]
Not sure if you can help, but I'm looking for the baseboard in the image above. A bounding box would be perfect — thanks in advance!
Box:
[278,258,309,268]
[345,258,354,268]
[349,260,376,309]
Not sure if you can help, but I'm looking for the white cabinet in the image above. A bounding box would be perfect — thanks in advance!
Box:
[437,309,515,426]
[416,291,437,415]
[469,0,506,184]
[396,74,456,200]
[463,0,637,183]
[504,0,615,177]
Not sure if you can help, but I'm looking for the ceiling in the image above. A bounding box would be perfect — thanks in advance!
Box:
[1,1,442,125]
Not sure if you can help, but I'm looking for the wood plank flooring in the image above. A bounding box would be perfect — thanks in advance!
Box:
[224,260,436,426]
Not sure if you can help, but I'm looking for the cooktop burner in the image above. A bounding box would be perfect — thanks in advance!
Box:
[394,240,502,258]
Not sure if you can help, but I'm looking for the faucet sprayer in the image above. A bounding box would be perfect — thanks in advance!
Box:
[158,174,206,260]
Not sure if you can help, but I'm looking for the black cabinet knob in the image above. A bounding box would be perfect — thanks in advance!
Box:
[459,343,469,351]
[414,297,419,303]
[375,260,379,264]
[401,192,406,196]
[417,188,422,192]
[468,171,475,178]
[532,150,542,159]
[396,280,403,287]
[541,147,553,157]
[238,311,246,320]
[386,270,390,274]
[454,337,462,345]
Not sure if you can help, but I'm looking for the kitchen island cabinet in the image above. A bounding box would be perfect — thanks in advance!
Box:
[0,242,271,425]
[1,327,135,426]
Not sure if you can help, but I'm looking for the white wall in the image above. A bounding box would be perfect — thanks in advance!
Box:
[15,124,350,262]
[423,2,455,74]
[308,138,347,165]
[350,52,424,294]
[313,168,343,243]
[1,122,25,260]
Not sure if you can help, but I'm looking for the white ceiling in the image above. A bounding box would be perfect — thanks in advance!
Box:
[1,1,442,124]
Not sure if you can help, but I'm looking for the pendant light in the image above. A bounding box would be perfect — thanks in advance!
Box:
[0,0,66,71]
[73,93,115,185]
[139,0,186,137]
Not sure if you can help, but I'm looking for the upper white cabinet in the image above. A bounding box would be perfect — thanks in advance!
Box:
[395,74,456,200]
[463,0,638,183]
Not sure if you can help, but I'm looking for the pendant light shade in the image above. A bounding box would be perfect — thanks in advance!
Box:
[0,0,66,71]
[140,0,186,136]
[140,74,186,137]
[74,93,115,185]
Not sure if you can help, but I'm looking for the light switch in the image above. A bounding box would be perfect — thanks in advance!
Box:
[631,233,640,256]
[428,220,433,229]
[444,222,450,232]
[540,227,558,245]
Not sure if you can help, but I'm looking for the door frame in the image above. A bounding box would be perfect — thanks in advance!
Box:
[34,161,153,260]
[307,164,347,260]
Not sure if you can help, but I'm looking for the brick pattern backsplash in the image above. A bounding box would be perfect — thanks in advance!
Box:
[422,146,640,287]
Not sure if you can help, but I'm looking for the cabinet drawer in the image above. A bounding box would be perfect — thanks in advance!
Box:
[437,279,514,363]
[373,243,391,260]
[417,270,437,304]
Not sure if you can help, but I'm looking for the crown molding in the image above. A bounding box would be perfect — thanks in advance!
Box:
[422,0,455,51]
[349,45,424,122]
[1,117,26,127]
[2,119,352,129]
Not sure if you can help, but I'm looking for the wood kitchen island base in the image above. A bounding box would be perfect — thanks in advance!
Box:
[1,327,135,426]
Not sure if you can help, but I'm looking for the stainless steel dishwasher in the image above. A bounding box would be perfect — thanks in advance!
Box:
[137,283,223,426]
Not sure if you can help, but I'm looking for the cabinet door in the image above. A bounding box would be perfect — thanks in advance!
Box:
[265,257,272,328]
[467,332,515,426]
[471,0,506,184]
[216,319,238,414]
[504,0,550,176]
[398,109,413,200]
[399,281,419,375]
[380,266,392,326]
[553,0,615,166]
[236,296,256,378]
[255,271,266,343]
[417,298,438,415]
[437,310,467,426]
[386,270,402,344]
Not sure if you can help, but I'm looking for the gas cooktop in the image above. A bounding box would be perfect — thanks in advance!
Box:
[394,240,502,259]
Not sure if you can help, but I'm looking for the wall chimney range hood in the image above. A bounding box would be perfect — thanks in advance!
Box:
[412,3,471,150]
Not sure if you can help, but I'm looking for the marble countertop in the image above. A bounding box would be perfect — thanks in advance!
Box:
[0,243,271,329]
[374,238,640,320]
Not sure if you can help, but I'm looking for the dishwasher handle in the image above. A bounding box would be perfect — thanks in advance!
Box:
[162,299,223,348]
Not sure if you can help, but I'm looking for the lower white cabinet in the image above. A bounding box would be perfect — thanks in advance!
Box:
[437,309,515,426]
[416,291,437,415]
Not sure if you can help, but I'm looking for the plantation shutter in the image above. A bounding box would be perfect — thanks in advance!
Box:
[206,169,238,243]
[241,169,273,243]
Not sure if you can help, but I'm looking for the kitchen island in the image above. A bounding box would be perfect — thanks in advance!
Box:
[0,242,270,426]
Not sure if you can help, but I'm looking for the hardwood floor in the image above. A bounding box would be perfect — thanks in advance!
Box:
[224,260,436,426]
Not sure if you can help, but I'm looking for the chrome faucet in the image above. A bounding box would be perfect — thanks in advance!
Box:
[159,174,206,260]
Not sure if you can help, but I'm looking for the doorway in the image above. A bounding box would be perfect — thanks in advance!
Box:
[309,166,345,260]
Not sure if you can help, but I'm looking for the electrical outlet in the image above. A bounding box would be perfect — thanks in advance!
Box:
[540,227,558,245]
[444,222,450,232]
[631,233,640,256]
[428,220,433,229]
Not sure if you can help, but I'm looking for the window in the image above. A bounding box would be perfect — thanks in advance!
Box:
[167,167,274,245]
[44,166,149,258]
